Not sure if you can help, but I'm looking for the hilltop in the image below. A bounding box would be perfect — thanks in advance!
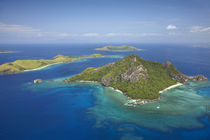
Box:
[0,54,105,74]
[94,45,140,51]
[65,54,207,102]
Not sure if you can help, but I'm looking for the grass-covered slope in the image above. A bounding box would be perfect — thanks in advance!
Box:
[0,54,105,74]
[95,45,139,51]
[0,50,15,53]
[66,54,184,100]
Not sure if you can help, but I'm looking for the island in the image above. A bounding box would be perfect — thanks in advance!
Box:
[65,54,208,105]
[0,50,15,53]
[94,45,140,51]
[0,54,105,74]
[33,79,43,84]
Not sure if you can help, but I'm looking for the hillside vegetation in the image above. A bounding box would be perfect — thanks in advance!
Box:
[66,54,207,100]
[0,54,105,74]
[95,45,139,51]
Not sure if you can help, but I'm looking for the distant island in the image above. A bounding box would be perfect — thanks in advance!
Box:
[193,43,210,48]
[0,50,15,53]
[0,54,105,74]
[94,45,140,51]
[65,54,207,105]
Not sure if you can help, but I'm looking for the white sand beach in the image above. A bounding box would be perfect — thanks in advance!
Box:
[108,87,124,94]
[23,62,62,72]
[68,80,183,106]
[77,80,98,83]
[124,83,183,106]
[159,83,183,94]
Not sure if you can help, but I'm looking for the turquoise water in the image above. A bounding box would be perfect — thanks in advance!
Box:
[0,44,210,140]
[24,78,210,139]
[88,81,210,131]
[198,87,210,97]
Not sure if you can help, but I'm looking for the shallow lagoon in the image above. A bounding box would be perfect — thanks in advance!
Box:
[24,77,210,139]
[88,81,210,131]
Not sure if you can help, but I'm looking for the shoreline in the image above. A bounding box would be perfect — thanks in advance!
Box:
[69,80,183,107]
[0,54,106,74]
[108,87,124,94]
[125,83,183,106]
[159,83,183,94]
[22,57,92,72]
[23,62,63,72]
[76,80,99,84]
[0,52,15,53]
[95,49,142,52]
[19,55,106,73]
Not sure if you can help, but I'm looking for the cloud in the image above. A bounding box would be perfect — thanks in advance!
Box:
[81,33,99,37]
[105,33,132,37]
[0,23,101,39]
[105,33,119,37]
[0,22,169,43]
[105,32,163,37]
[0,22,165,40]
[0,23,40,33]
[166,24,177,30]
[190,26,210,32]
[0,23,72,38]
[137,33,163,37]
[57,33,69,37]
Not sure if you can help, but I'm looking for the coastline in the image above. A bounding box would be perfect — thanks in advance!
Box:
[68,80,183,107]
[76,80,99,84]
[124,83,183,106]
[0,52,15,53]
[23,62,63,72]
[108,87,124,94]
[159,83,183,94]
[95,49,141,52]
[71,80,124,94]
[0,54,106,74]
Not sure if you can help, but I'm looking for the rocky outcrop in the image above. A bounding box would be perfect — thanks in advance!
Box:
[163,61,208,83]
[33,79,42,84]
[101,74,113,86]
[169,71,208,83]
[186,75,208,81]
[163,61,172,69]
[170,72,208,83]
[101,64,149,86]
[169,74,187,83]
[121,65,148,82]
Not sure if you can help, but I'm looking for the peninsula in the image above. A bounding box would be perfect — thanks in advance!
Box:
[94,45,140,51]
[65,54,207,104]
[0,50,15,53]
[0,54,105,74]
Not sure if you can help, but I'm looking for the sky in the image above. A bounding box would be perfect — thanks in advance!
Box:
[0,0,210,44]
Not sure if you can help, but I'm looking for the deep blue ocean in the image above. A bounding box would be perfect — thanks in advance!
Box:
[0,44,210,140]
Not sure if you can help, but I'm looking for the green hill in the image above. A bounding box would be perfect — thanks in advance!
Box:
[0,50,15,53]
[0,54,105,74]
[95,45,140,51]
[65,54,207,100]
